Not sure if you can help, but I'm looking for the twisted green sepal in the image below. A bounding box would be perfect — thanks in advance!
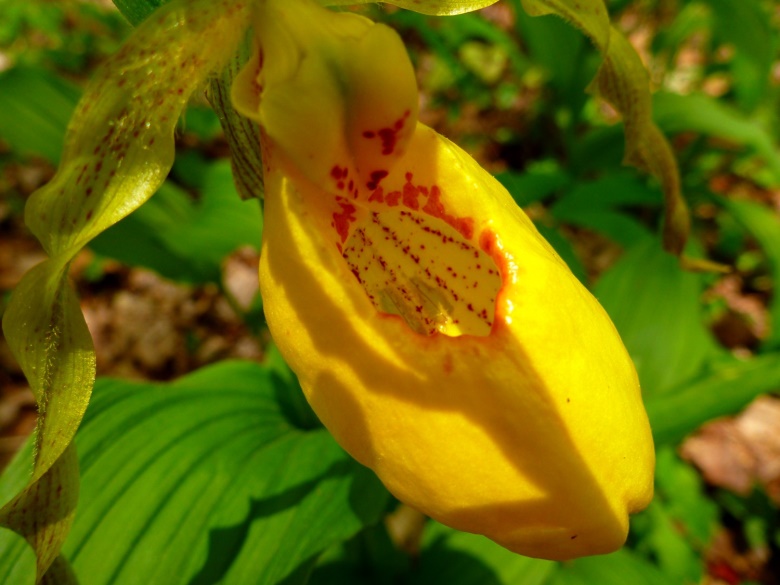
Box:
[0,0,250,580]
[322,0,500,15]
[519,0,719,269]
[207,37,265,202]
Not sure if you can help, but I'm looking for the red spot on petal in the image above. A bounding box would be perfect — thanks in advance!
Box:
[422,185,474,240]
[332,199,357,243]
[386,190,401,207]
[368,187,384,203]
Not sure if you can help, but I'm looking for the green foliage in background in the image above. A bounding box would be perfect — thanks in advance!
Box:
[0,0,779,583]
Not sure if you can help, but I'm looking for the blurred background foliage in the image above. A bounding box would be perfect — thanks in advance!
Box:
[0,0,779,583]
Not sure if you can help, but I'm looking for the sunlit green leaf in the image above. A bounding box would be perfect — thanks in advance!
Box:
[550,175,660,246]
[0,361,389,585]
[495,161,572,207]
[0,0,250,577]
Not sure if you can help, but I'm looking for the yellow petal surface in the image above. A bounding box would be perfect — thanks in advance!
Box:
[241,0,654,560]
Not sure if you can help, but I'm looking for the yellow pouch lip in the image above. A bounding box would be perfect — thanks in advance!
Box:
[259,121,655,560]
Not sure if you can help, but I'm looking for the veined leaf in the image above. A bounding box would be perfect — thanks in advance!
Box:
[0,0,250,579]
[0,361,389,584]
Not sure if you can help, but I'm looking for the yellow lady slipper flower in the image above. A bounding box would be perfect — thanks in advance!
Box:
[233,0,654,560]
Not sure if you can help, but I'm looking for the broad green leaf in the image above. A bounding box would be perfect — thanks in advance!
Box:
[93,161,262,283]
[569,125,625,174]
[653,92,780,184]
[551,174,663,217]
[88,183,215,281]
[0,361,389,585]
[89,161,263,283]
[411,522,555,585]
[654,448,718,548]
[0,67,79,163]
[495,160,572,207]
[407,522,667,585]
[717,197,780,350]
[595,238,720,396]
[546,549,669,585]
[557,209,651,248]
[0,0,250,578]
[647,353,780,446]
[630,448,716,583]
[308,523,411,585]
[550,175,659,246]
[519,0,691,259]
[632,501,701,583]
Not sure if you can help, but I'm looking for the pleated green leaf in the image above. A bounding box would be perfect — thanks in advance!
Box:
[0,361,389,585]
[0,0,250,579]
